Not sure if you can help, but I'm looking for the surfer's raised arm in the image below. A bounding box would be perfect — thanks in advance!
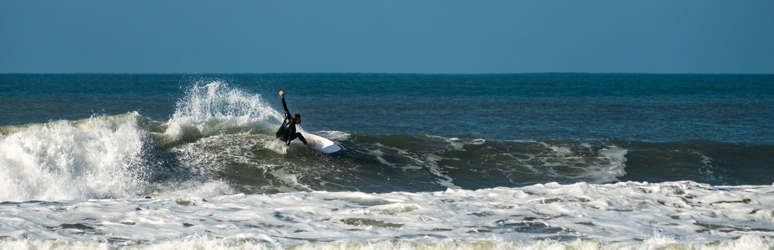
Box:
[279,91,290,119]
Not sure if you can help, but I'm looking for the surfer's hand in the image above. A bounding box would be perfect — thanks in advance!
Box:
[279,91,284,98]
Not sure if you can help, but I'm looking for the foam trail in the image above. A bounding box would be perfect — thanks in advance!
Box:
[533,142,628,183]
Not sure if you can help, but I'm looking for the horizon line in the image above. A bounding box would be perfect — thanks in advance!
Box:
[2,72,773,76]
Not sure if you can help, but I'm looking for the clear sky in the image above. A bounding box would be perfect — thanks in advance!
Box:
[1,1,773,74]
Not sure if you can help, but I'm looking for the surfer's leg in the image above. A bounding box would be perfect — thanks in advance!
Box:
[294,133,308,145]
[287,132,303,144]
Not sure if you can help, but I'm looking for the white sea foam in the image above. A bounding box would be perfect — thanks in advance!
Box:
[316,131,351,141]
[530,142,628,183]
[3,235,773,250]
[592,146,628,182]
[1,181,772,248]
[0,113,147,201]
[362,142,461,189]
[0,112,239,202]
[443,137,486,151]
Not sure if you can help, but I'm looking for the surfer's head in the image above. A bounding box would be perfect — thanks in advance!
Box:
[292,114,301,124]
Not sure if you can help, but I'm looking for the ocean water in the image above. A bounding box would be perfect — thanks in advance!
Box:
[1,73,773,249]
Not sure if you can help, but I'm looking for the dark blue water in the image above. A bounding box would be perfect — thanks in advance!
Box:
[3,74,772,143]
[2,74,774,195]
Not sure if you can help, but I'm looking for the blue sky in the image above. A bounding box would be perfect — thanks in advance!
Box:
[1,1,773,74]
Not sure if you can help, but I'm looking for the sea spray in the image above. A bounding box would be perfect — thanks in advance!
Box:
[163,80,283,144]
[0,113,147,201]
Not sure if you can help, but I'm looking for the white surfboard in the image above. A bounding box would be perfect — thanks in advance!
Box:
[268,132,341,154]
[302,132,341,154]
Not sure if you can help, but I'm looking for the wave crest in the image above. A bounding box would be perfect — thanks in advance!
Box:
[162,80,283,145]
[0,113,147,201]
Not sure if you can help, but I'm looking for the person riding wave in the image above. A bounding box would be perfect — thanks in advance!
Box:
[275,90,308,146]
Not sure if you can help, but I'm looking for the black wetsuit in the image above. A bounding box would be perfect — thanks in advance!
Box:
[275,96,307,146]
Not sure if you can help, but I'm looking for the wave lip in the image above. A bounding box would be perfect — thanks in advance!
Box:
[0,113,148,201]
[0,111,239,202]
[161,80,283,147]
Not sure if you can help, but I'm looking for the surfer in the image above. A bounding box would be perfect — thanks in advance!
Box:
[276,91,308,146]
